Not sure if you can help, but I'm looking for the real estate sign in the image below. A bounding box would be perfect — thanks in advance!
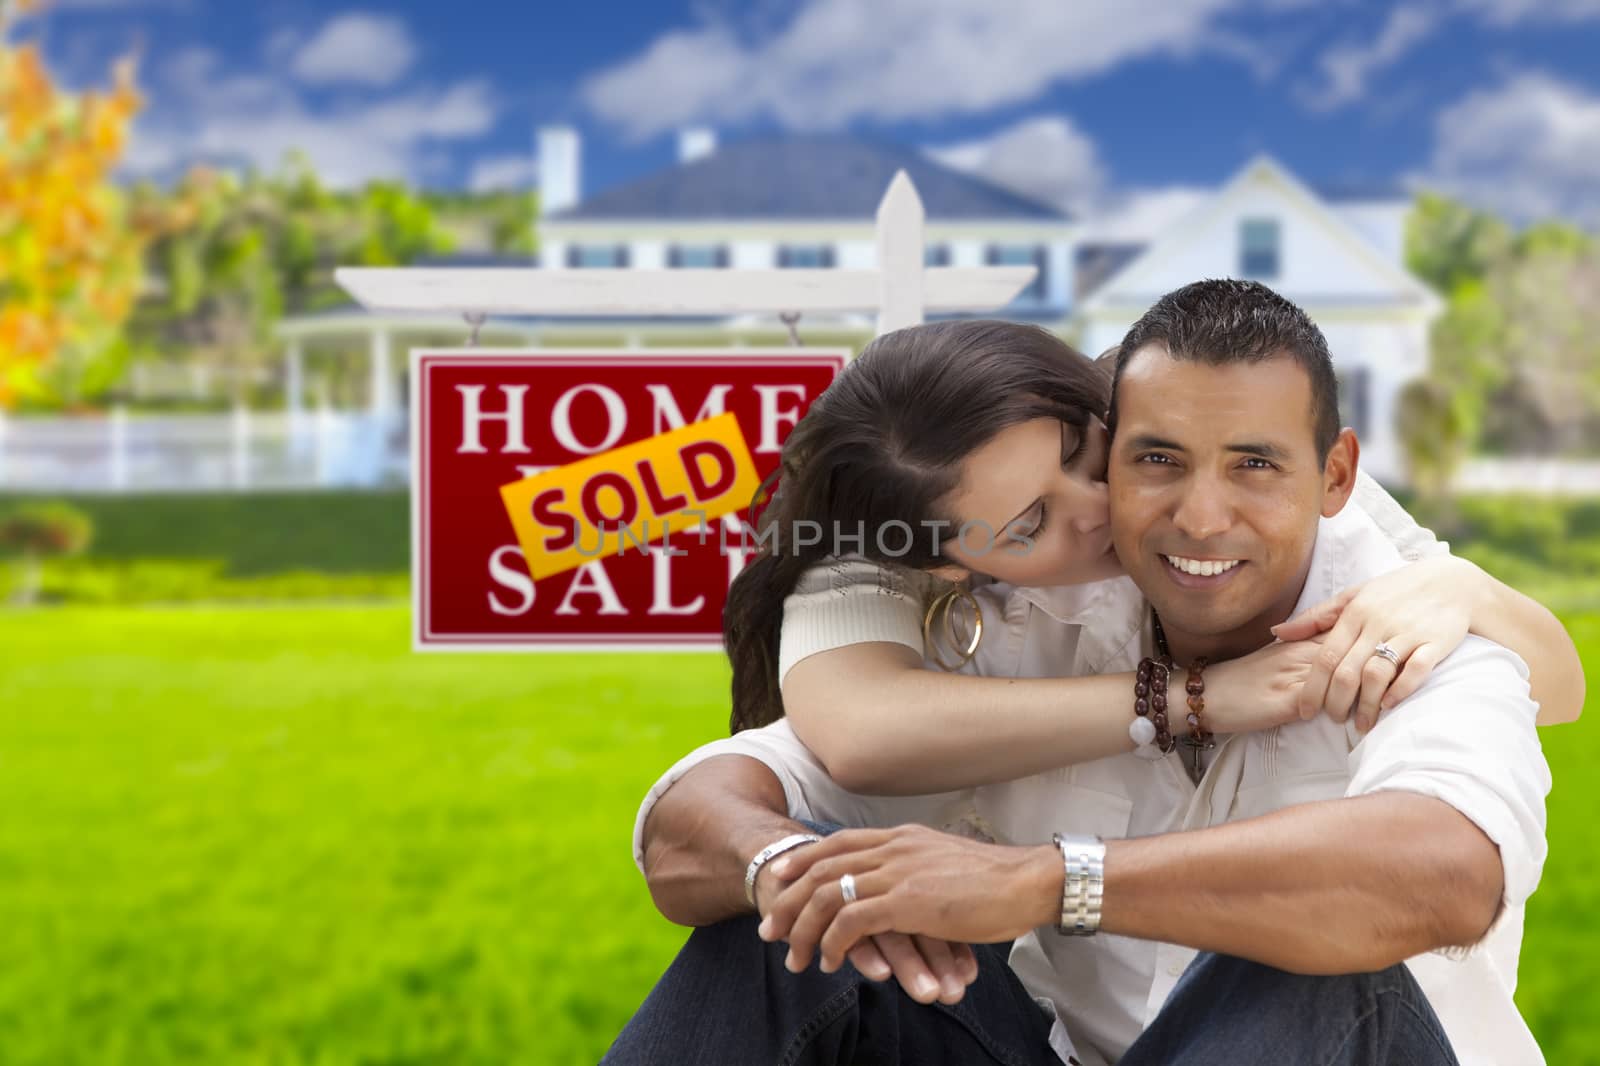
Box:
[412,349,846,651]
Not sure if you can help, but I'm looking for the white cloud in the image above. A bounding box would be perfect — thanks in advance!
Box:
[581,0,1251,140]
[1418,71,1600,226]
[468,154,539,193]
[1457,0,1600,23]
[1300,4,1439,111]
[291,12,417,87]
[124,43,496,188]
[926,116,1106,214]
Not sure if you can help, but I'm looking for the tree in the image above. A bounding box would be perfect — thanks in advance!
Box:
[0,0,147,407]
[1408,193,1600,464]
[1406,192,1512,298]
[125,159,458,404]
[1396,378,1469,512]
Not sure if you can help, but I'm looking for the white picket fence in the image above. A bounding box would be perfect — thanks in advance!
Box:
[1454,458,1600,496]
[0,407,408,492]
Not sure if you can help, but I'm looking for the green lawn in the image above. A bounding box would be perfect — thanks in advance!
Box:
[0,604,1595,1064]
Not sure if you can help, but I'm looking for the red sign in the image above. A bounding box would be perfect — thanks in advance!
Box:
[412,349,847,651]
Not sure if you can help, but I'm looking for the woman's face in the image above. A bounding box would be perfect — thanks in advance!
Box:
[934,415,1124,587]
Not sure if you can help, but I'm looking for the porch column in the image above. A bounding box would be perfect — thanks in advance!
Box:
[369,327,394,416]
[285,337,305,444]
[285,338,305,416]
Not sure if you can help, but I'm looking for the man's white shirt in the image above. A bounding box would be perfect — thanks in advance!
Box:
[633,488,1552,1066]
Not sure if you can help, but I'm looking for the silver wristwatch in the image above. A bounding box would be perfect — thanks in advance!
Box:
[1052,833,1106,936]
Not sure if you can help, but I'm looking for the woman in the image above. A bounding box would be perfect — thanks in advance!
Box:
[722,319,1581,798]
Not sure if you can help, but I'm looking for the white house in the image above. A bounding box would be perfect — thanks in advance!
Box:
[536,126,1079,325]
[535,134,1439,483]
[1077,156,1443,483]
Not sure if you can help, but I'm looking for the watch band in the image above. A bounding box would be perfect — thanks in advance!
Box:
[744,833,822,906]
[1052,833,1106,936]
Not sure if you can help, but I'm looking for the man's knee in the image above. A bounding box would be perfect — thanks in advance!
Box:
[1126,953,1456,1066]
[1178,951,1430,1017]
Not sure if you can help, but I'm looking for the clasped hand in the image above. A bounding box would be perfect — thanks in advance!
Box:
[756,825,1048,1001]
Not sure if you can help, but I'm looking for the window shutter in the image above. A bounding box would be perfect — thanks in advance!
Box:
[565,245,580,268]
[616,244,631,268]
[820,246,836,268]
[715,245,730,268]
[1032,246,1049,301]
[667,245,682,268]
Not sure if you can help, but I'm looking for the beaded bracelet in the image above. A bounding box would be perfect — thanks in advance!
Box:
[1133,657,1176,754]
[1179,656,1217,777]
[1183,657,1213,748]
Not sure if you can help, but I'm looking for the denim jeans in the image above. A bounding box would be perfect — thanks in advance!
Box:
[602,913,1059,1066]
[601,917,1459,1066]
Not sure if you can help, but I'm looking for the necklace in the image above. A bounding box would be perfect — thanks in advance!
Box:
[1151,612,1216,780]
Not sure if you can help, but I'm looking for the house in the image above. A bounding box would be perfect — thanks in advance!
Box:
[1077,156,1443,483]
[221,134,1434,495]
[536,127,1077,325]
[536,134,1439,483]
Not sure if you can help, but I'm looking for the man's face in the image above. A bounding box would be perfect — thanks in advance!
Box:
[1108,345,1354,657]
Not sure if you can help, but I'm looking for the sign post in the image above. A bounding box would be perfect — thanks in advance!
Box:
[336,172,1037,651]
[411,348,845,651]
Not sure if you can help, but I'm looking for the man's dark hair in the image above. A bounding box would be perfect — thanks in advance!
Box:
[1107,279,1342,462]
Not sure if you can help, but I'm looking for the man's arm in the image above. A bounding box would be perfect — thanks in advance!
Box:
[765,792,1501,976]
[637,752,982,1003]
[641,753,803,927]
[1096,791,1502,973]
[767,637,1549,977]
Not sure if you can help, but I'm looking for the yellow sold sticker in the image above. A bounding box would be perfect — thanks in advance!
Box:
[500,411,761,581]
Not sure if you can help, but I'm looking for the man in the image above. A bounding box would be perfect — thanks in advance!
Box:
[607,280,1551,1065]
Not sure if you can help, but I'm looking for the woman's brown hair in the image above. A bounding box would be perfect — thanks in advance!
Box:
[723,320,1110,732]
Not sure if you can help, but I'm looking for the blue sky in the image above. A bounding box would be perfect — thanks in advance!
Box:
[19,0,1600,227]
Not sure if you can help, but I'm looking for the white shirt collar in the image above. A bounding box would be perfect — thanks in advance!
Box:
[976,574,1136,627]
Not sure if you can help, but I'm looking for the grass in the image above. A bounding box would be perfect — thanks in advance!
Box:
[0,604,1596,1064]
[0,605,729,1066]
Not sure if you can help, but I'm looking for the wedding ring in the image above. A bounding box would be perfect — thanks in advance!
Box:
[1372,642,1400,666]
[839,873,858,904]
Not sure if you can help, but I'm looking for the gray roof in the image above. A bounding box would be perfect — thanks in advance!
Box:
[549,135,1070,223]
[1074,242,1147,301]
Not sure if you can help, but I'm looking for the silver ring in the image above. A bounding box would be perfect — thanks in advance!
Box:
[839,873,858,904]
[1372,642,1400,666]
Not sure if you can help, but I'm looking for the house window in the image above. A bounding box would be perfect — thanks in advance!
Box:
[667,244,729,268]
[1337,367,1370,438]
[777,244,835,268]
[1239,219,1280,279]
[924,243,951,267]
[986,244,1048,302]
[567,244,630,268]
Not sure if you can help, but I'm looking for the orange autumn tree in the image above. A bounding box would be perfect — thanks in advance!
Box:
[0,0,146,407]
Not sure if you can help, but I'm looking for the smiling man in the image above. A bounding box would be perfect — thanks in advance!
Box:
[605,281,1554,1066]
[1106,299,1351,668]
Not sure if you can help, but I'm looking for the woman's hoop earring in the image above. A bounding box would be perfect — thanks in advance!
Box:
[923,585,983,672]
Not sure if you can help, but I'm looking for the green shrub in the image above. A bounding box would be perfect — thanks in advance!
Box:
[1449,496,1570,565]
[0,500,95,557]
